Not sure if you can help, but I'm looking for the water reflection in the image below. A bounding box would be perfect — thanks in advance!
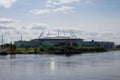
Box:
[50,61,55,70]
[0,55,7,59]
[0,51,120,80]
[10,54,16,59]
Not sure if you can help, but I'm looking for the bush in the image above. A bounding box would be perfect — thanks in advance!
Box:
[78,46,106,52]
[39,47,46,52]
[116,45,120,48]
[47,46,55,52]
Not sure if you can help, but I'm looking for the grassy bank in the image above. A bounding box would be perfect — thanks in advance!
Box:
[15,46,107,54]
[1,43,107,54]
[75,46,107,53]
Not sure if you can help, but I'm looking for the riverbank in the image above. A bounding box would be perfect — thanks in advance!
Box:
[2,46,108,55]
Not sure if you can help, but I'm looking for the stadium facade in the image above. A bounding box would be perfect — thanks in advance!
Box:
[15,36,114,49]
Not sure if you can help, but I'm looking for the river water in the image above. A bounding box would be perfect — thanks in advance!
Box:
[0,51,120,80]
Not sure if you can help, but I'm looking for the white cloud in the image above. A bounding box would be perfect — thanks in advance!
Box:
[84,0,95,5]
[30,0,95,15]
[46,0,58,8]
[30,23,47,30]
[0,0,17,8]
[30,0,78,15]
[0,18,29,44]
[53,6,74,13]
[0,18,19,24]
[59,0,79,4]
[0,25,16,30]
[30,6,74,15]
[0,20,120,44]
[0,18,19,30]
[30,9,50,15]
[0,18,22,37]
[46,0,79,7]
[0,22,51,44]
[46,0,95,8]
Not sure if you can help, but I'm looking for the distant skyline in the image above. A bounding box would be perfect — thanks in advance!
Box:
[0,0,120,44]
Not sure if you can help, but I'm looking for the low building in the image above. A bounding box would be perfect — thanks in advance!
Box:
[78,40,114,49]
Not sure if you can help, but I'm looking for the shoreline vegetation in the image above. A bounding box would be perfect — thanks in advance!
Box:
[1,43,120,55]
[0,43,112,55]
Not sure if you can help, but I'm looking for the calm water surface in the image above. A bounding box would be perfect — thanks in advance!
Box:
[0,51,120,80]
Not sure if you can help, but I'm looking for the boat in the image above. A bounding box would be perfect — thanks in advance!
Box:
[0,35,8,56]
[0,48,8,56]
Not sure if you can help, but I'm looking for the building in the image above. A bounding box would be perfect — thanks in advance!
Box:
[15,36,83,47]
[14,36,115,49]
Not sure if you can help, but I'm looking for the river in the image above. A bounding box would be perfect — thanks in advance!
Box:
[0,50,120,80]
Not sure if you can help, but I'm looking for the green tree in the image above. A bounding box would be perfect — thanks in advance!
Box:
[39,47,45,52]
[116,45,120,48]
[47,46,55,52]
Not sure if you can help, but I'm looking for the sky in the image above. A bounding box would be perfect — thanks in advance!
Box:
[0,0,120,44]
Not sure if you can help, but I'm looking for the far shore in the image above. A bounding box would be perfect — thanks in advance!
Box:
[1,43,119,55]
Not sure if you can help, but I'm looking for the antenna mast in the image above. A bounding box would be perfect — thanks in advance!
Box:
[21,34,22,41]
[58,29,59,37]
[1,34,3,45]
[63,30,66,36]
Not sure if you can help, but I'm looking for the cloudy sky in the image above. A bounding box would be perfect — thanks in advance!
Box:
[0,0,120,44]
